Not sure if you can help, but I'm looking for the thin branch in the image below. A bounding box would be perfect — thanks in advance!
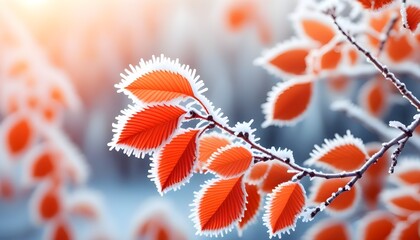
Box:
[310,115,420,218]
[377,13,398,56]
[401,0,409,30]
[326,8,420,111]
[389,135,409,173]
[331,100,420,151]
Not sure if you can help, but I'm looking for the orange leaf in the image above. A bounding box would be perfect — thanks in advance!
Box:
[255,40,312,77]
[318,46,342,70]
[192,177,246,236]
[357,0,396,10]
[151,129,199,194]
[3,114,34,156]
[390,214,420,240]
[246,161,271,185]
[263,182,306,238]
[306,131,368,172]
[360,178,384,209]
[31,184,62,222]
[196,133,231,172]
[310,178,359,215]
[386,34,414,62]
[297,16,336,45]
[304,219,350,240]
[406,5,420,32]
[260,161,295,193]
[117,55,206,104]
[68,191,102,221]
[226,1,254,31]
[47,220,72,240]
[359,78,389,117]
[237,184,262,234]
[327,76,350,93]
[0,177,14,201]
[28,147,57,181]
[262,79,313,127]
[364,142,389,179]
[382,188,420,216]
[109,104,186,157]
[357,211,396,240]
[390,158,420,186]
[205,144,253,178]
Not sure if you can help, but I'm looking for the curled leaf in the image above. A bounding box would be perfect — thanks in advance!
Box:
[191,177,246,237]
[262,79,313,127]
[205,144,253,179]
[109,104,186,157]
[150,129,200,194]
[263,182,306,238]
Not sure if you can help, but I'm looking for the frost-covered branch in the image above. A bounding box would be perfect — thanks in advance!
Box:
[377,13,398,56]
[326,8,420,111]
[309,114,420,218]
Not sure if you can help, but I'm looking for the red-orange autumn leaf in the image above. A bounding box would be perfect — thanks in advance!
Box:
[310,178,359,215]
[205,144,253,178]
[382,189,420,216]
[390,158,420,186]
[406,5,420,32]
[262,79,313,127]
[359,78,389,117]
[254,41,312,77]
[29,149,56,181]
[32,185,62,222]
[246,161,271,185]
[357,211,396,240]
[304,219,350,240]
[47,221,72,240]
[151,129,199,194]
[357,0,395,10]
[390,214,420,240]
[364,142,389,179]
[263,182,306,238]
[360,178,384,209]
[192,177,246,236]
[386,34,414,62]
[0,178,14,200]
[318,46,343,70]
[116,55,206,104]
[226,1,254,31]
[306,131,368,172]
[260,161,295,193]
[298,17,336,45]
[4,114,34,156]
[196,133,231,172]
[109,104,186,157]
[237,184,262,234]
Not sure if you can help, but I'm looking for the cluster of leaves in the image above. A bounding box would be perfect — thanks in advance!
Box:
[109,0,420,239]
[0,11,107,240]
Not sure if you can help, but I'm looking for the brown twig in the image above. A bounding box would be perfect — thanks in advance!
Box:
[377,14,398,57]
[401,0,409,29]
[327,8,420,111]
